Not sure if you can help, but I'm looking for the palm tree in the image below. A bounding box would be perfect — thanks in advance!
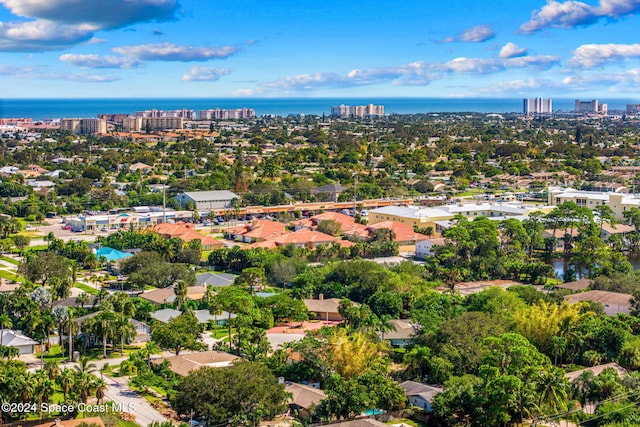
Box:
[375,314,395,340]
[57,368,75,403]
[174,280,188,309]
[74,357,97,404]
[0,313,12,345]
[94,378,108,405]
[113,314,136,355]
[76,293,90,309]
[94,310,116,358]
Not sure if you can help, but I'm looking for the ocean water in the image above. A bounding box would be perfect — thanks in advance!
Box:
[0,97,638,120]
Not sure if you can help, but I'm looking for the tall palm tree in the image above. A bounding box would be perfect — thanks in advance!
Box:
[74,357,97,404]
[94,310,116,358]
[113,314,136,355]
[57,368,75,403]
[375,314,395,340]
[0,313,12,345]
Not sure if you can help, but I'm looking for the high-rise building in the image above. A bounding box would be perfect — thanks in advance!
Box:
[134,109,196,119]
[60,118,106,135]
[197,108,255,120]
[122,117,183,132]
[330,104,384,117]
[575,99,599,112]
[627,104,640,114]
[523,98,552,114]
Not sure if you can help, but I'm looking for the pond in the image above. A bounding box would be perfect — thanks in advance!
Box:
[549,253,640,281]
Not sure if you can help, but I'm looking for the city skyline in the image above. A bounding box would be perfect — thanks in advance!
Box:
[1,1,640,98]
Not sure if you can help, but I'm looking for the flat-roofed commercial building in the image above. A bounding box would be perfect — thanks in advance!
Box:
[174,190,239,212]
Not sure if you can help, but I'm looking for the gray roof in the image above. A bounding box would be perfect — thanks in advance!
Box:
[399,380,443,403]
[196,272,238,287]
[180,190,239,202]
[52,295,97,308]
[150,308,182,323]
[1,329,38,347]
[382,319,417,340]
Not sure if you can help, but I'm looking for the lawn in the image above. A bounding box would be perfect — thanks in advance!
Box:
[209,326,235,340]
[39,345,67,364]
[74,282,99,295]
[0,270,21,281]
[0,256,19,265]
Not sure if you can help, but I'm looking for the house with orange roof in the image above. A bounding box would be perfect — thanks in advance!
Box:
[224,219,287,243]
[292,211,355,231]
[149,222,224,250]
[367,220,429,244]
[291,211,370,237]
[272,230,339,249]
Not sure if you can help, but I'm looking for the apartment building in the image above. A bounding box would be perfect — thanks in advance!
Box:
[60,118,106,135]
[523,98,552,114]
[122,116,184,131]
[197,108,255,120]
[548,187,640,221]
[331,104,384,117]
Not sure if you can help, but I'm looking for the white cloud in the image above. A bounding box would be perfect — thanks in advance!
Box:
[570,43,640,67]
[0,20,94,51]
[0,0,178,29]
[232,88,265,97]
[0,0,178,52]
[444,24,495,43]
[264,62,440,91]
[499,42,528,58]
[112,43,238,61]
[475,78,558,94]
[59,53,141,68]
[445,55,559,73]
[260,54,559,92]
[182,66,230,81]
[520,0,640,33]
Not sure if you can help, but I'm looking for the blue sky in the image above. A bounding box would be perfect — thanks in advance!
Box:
[1,0,640,98]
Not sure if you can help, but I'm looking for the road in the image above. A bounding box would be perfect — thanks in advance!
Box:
[27,357,169,427]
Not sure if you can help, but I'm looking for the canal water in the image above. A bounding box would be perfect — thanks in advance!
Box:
[550,253,640,281]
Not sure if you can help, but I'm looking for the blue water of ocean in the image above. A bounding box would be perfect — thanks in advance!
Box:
[0,98,638,120]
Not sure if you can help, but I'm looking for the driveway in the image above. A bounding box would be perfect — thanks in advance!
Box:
[102,374,168,427]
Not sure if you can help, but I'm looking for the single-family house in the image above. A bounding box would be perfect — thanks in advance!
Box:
[382,319,416,348]
[285,381,326,419]
[139,287,177,305]
[303,296,358,322]
[224,220,287,243]
[149,222,224,250]
[1,329,39,354]
[159,350,240,376]
[415,237,447,259]
[129,162,154,173]
[399,380,444,412]
[196,272,237,288]
[565,363,628,382]
[565,290,633,316]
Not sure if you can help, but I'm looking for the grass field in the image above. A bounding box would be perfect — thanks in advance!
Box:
[74,282,99,295]
[0,270,21,281]
[0,256,20,265]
